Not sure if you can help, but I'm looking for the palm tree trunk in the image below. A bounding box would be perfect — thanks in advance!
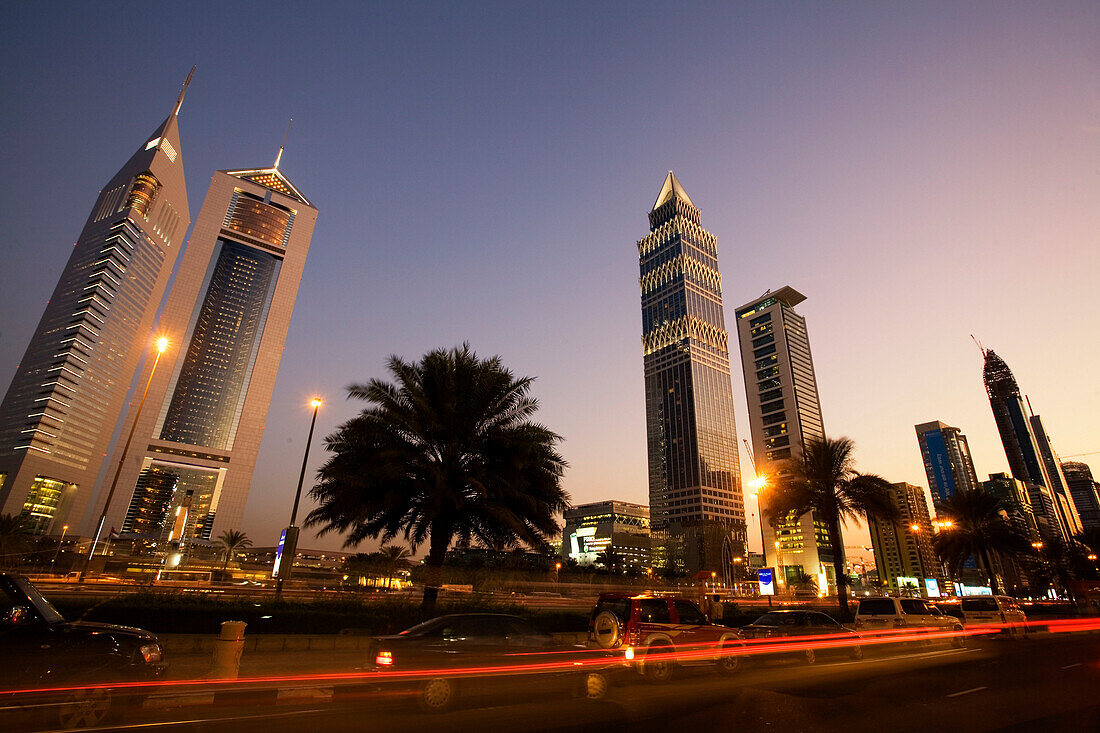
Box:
[827,516,850,621]
[420,523,451,619]
[979,549,1001,595]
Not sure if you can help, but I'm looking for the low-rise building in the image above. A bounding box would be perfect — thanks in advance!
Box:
[562,500,651,570]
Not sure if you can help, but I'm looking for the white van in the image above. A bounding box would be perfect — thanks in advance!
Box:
[958,595,1027,637]
[854,597,965,647]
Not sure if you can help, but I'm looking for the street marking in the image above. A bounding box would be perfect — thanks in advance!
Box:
[946,686,987,698]
[1060,663,1082,670]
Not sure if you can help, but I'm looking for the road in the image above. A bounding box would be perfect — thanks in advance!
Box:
[24,632,1097,733]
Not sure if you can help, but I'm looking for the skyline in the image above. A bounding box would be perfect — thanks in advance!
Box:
[1,2,1097,554]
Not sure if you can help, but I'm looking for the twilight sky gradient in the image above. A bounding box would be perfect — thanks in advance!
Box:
[1,2,1097,557]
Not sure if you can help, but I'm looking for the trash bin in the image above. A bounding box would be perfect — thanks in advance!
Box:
[211,620,247,678]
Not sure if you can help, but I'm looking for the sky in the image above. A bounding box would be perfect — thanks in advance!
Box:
[1,2,1097,558]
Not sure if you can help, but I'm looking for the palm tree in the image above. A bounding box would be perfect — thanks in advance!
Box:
[764,436,898,621]
[217,529,252,574]
[378,544,411,589]
[0,514,32,570]
[305,344,569,617]
[932,489,1031,595]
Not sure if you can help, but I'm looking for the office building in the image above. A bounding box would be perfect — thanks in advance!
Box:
[91,151,317,549]
[1029,415,1082,537]
[637,172,745,573]
[735,286,834,591]
[914,421,980,508]
[0,79,193,534]
[1061,462,1100,531]
[982,472,1042,541]
[867,482,940,595]
[982,349,1076,541]
[561,500,651,570]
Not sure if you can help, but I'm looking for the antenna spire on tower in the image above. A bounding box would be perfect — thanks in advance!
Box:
[172,66,196,117]
[274,118,293,169]
[970,334,986,356]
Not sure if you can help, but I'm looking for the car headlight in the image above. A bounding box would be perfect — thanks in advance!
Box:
[139,643,163,664]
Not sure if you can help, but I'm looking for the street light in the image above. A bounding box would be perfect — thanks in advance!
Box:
[82,336,170,579]
[909,523,929,596]
[51,525,69,572]
[275,396,322,600]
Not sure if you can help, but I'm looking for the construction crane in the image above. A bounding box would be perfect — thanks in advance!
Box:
[1062,451,1099,458]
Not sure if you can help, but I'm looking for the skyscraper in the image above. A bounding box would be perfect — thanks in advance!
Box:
[638,172,745,573]
[867,482,940,595]
[982,349,1077,541]
[0,77,193,534]
[1061,462,1100,531]
[1029,414,1082,537]
[914,420,980,508]
[90,151,317,548]
[735,287,834,591]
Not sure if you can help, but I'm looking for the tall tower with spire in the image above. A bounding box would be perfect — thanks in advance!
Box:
[93,140,318,549]
[637,172,745,574]
[0,75,194,534]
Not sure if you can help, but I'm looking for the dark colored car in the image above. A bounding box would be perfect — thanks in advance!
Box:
[0,574,166,728]
[368,613,611,711]
[587,593,744,682]
[739,610,863,664]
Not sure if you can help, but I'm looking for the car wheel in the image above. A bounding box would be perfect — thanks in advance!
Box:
[418,677,456,712]
[849,644,864,661]
[715,641,743,676]
[643,643,675,684]
[951,626,967,648]
[581,671,609,701]
[54,687,115,729]
[803,647,816,665]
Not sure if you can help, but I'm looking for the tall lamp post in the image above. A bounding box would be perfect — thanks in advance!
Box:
[51,525,69,573]
[81,337,169,580]
[274,397,322,600]
[749,475,772,605]
[910,524,929,597]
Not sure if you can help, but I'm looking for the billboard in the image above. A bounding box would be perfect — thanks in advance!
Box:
[922,429,956,503]
[272,525,300,579]
[924,578,941,598]
[758,568,775,596]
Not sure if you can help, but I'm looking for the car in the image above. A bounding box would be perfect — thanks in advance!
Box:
[0,573,166,728]
[739,610,864,664]
[587,593,743,682]
[367,613,612,711]
[853,596,965,647]
[957,595,1028,637]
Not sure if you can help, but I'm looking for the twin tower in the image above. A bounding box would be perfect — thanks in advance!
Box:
[0,73,318,549]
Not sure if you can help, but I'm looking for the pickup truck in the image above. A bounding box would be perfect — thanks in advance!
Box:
[0,573,166,728]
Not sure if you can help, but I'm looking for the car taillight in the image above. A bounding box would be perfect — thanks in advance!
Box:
[139,643,162,664]
[375,650,394,666]
[624,646,635,661]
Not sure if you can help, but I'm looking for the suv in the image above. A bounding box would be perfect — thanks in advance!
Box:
[958,596,1027,637]
[854,596,965,647]
[587,593,743,682]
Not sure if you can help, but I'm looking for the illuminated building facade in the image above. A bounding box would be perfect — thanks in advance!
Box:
[735,286,834,591]
[91,156,317,549]
[1061,462,1100,531]
[867,482,941,595]
[0,82,192,534]
[638,172,745,574]
[914,420,980,508]
[561,500,651,570]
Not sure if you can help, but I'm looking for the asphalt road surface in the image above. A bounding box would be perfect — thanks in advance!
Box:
[26,633,1100,733]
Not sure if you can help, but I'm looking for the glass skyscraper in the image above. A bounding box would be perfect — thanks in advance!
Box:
[914,420,980,508]
[638,172,745,574]
[0,81,192,535]
[93,159,318,548]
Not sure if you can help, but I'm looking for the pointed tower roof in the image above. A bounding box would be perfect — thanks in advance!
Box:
[652,170,696,211]
[983,349,1019,398]
[222,167,312,207]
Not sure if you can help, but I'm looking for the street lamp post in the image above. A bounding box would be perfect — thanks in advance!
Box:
[275,397,322,600]
[910,524,929,597]
[81,337,169,580]
[51,525,69,573]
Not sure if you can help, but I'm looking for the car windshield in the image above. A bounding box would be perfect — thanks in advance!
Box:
[14,578,65,625]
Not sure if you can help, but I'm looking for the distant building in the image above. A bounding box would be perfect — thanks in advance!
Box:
[735,286,835,592]
[914,421,980,508]
[1029,415,1082,537]
[637,172,745,573]
[866,482,940,595]
[0,80,193,534]
[982,472,1041,541]
[1061,462,1100,531]
[562,500,650,570]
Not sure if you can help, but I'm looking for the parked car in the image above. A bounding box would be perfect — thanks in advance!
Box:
[957,595,1028,637]
[587,593,743,682]
[739,610,864,664]
[853,596,965,647]
[0,573,166,728]
[367,613,612,711]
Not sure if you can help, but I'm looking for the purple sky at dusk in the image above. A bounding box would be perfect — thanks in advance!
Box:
[1,2,1097,557]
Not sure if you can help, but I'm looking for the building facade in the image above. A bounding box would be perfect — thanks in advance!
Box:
[0,83,192,535]
[914,420,980,509]
[561,500,651,570]
[89,160,317,550]
[866,482,941,595]
[735,286,834,591]
[1061,462,1100,531]
[982,349,1077,541]
[637,172,745,574]
[1029,414,1082,537]
[982,472,1042,542]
